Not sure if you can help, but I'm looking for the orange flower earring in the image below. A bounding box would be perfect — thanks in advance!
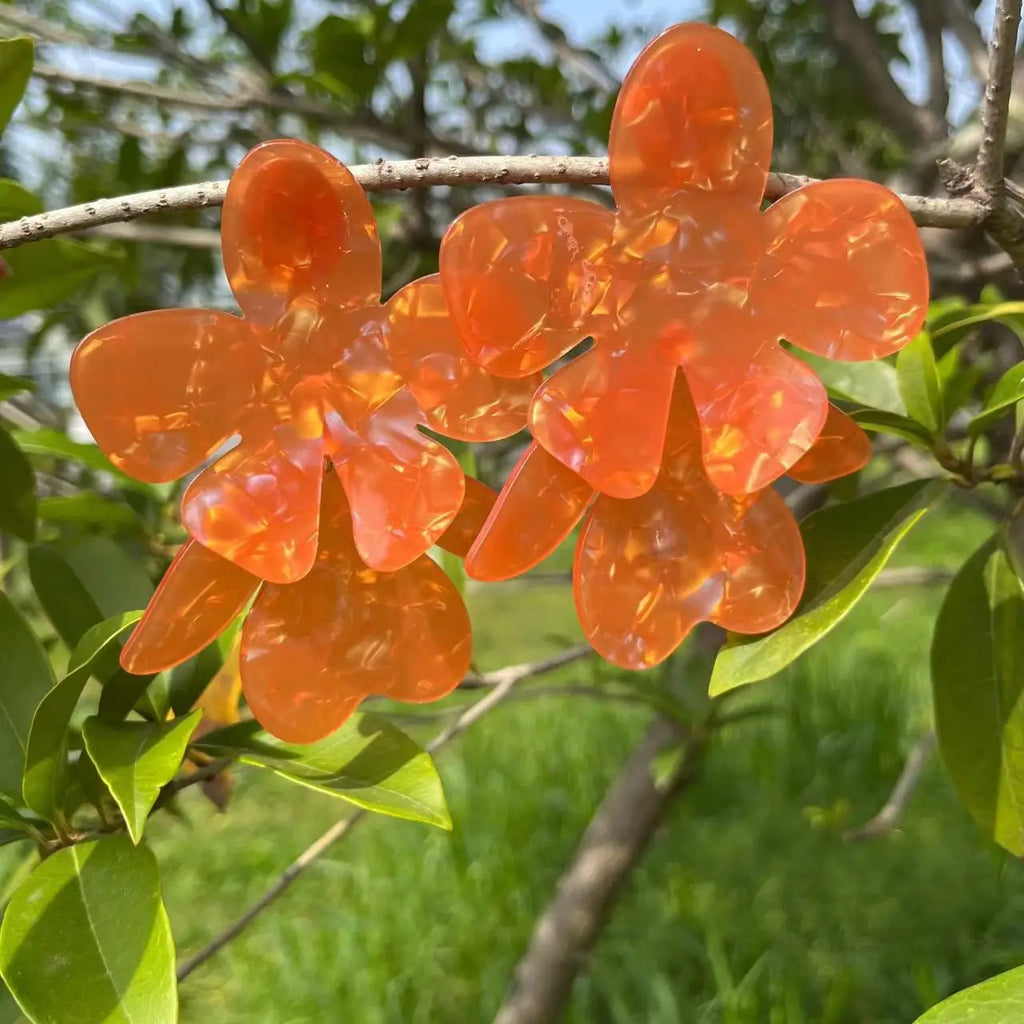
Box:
[465,381,871,669]
[69,139,531,741]
[439,22,928,500]
[71,140,537,584]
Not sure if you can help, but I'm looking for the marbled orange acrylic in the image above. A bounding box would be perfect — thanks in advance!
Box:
[71,141,535,585]
[440,23,927,500]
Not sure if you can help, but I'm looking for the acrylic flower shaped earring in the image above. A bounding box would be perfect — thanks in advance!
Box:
[465,383,870,668]
[69,139,530,741]
[119,473,498,743]
[439,22,928,501]
[71,139,537,585]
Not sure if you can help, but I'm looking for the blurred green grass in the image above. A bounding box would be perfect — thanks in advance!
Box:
[146,501,1024,1024]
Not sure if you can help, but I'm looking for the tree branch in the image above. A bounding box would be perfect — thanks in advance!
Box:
[843,733,935,840]
[175,645,593,982]
[976,0,1024,195]
[0,157,985,252]
[820,0,945,144]
[492,715,702,1024]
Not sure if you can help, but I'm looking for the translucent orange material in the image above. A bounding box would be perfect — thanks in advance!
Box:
[466,383,871,669]
[122,473,474,743]
[439,22,928,499]
[71,140,535,584]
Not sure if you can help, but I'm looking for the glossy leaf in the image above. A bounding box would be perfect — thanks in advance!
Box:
[914,964,1024,1022]
[0,428,35,542]
[896,331,943,433]
[0,837,177,1024]
[850,409,935,448]
[932,539,1024,855]
[969,360,1024,437]
[930,301,1024,344]
[28,537,154,686]
[0,38,32,134]
[0,373,34,402]
[83,710,201,843]
[0,593,55,801]
[23,613,142,823]
[37,494,142,531]
[792,349,906,415]
[13,428,156,495]
[194,715,450,828]
[710,479,945,696]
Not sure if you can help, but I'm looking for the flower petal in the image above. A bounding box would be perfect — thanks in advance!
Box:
[756,179,929,360]
[222,140,381,327]
[121,539,259,675]
[439,196,614,377]
[331,390,465,571]
[436,476,499,560]
[574,488,720,670]
[787,404,872,484]
[686,343,827,495]
[70,309,257,483]
[609,23,773,216]
[466,442,594,581]
[532,342,676,499]
[709,487,804,634]
[385,274,540,440]
[241,478,471,744]
[181,425,325,584]
[575,379,805,668]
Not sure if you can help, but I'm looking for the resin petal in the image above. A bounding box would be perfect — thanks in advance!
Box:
[757,179,929,360]
[241,479,471,744]
[181,425,326,584]
[440,196,614,377]
[787,404,872,484]
[70,309,257,483]
[609,22,773,215]
[686,343,827,496]
[331,390,464,571]
[222,139,381,327]
[466,442,595,581]
[531,342,676,498]
[385,274,539,440]
[121,539,260,675]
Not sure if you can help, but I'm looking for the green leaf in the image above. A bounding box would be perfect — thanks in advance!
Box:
[0,38,33,134]
[0,837,177,1024]
[915,964,1024,1022]
[790,349,906,414]
[710,480,945,696]
[83,710,201,843]
[969,360,1024,436]
[167,641,225,717]
[194,715,451,829]
[932,539,1024,855]
[0,239,113,318]
[0,428,35,542]
[22,613,142,823]
[850,409,935,448]
[28,537,153,686]
[931,301,1024,345]
[936,344,981,424]
[37,493,143,531]
[13,428,156,496]
[896,331,943,432]
[0,373,33,402]
[0,592,55,802]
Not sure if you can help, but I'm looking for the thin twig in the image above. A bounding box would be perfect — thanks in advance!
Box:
[78,222,220,248]
[0,158,985,252]
[175,644,593,982]
[976,0,1024,195]
[843,733,936,841]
